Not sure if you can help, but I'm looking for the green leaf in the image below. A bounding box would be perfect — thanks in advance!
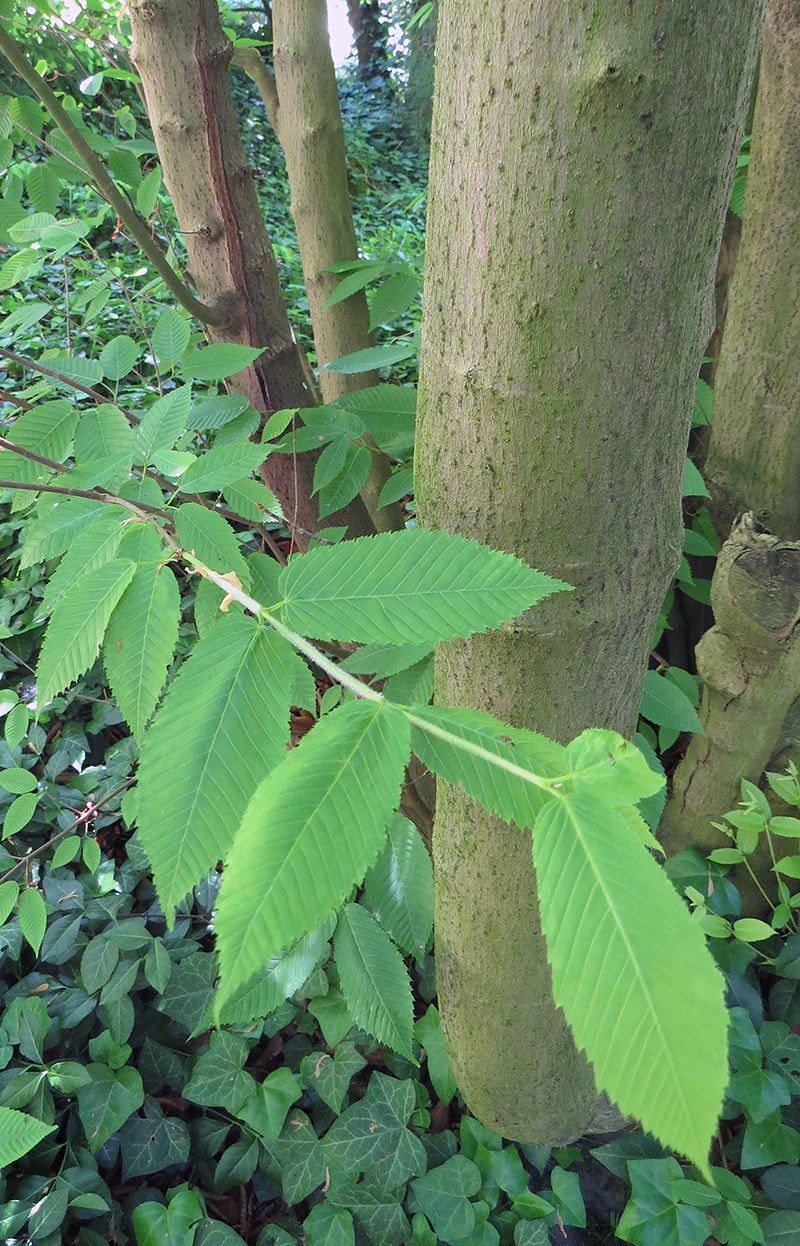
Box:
[564,730,666,807]
[409,705,566,827]
[364,814,433,957]
[223,478,281,524]
[379,466,413,506]
[36,560,137,706]
[369,273,420,330]
[339,642,433,678]
[100,334,140,380]
[178,440,267,493]
[152,308,191,366]
[0,1106,55,1167]
[103,563,181,741]
[334,903,414,1058]
[137,616,295,923]
[300,1043,368,1116]
[415,1005,457,1107]
[639,671,703,734]
[190,393,250,430]
[180,342,263,381]
[323,343,414,373]
[37,505,128,622]
[533,792,728,1178]
[81,934,120,994]
[304,1204,355,1246]
[120,1112,191,1179]
[74,404,133,467]
[173,502,250,585]
[280,529,568,646]
[682,458,710,499]
[322,1072,425,1185]
[616,1158,711,1246]
[0,398,77,482]
[17,887,46,955]
[77,1064,144,1152]
[214,699,410,1014]
[213,916,335,1030]
[2,793,38,838]
[0,880,19,925]
[0,766,37,794]
[235,1067,302,1141]
[20,496,105,567]
[318,444,371,519]
[411,1155,482,1244]
[132,384,193,464]
[184,1032,253,1113]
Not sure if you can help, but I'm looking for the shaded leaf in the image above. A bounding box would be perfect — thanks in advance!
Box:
[334,903,414,1058]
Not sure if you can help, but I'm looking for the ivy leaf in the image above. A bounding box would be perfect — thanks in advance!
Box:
[137,616,295,924]
[533,792,728,1179]
[214,699,410,1015]
[280,529,568,646]
[36,560,136,706]
[103,564,181,741]
[76,1064,144,1152]
[334,903,414,1059]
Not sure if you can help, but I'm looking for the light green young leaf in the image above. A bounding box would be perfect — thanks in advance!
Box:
[180,342,262,381]
[214,699,410,1015]
[334,903,414,1059]
[136,164,163,216]
[36,559,137,706]
[409,705,566,827]
[103,563,181,741]
[37,506,128,622]
[640,671,703,734]
[280,530,568,646]
[177,441,267,494]
[137,616,295,924]
[533,791,728,1179]
[564,730,665,807]
[0,1106,55,1168]
[132,384,192,465]
[364,815,434,959]
[0,881,19,926]
[2,793,38,838]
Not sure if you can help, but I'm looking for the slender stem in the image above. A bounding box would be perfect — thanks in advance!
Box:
[0,22,223,326]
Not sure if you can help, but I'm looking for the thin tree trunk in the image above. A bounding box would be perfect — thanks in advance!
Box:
[128,0,375,544]
[416,0,763,1144]
[704,0,800,540]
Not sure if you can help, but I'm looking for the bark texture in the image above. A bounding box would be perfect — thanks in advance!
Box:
[416,0,764,1143]
[660,514,800,907]
[128,0,374,543]
[704,0,800,539]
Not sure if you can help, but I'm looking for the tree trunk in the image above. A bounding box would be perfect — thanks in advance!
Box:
[271,0,401,530]
[704,0,800,541]
[416,0,764,1144]
[128,0,374,544]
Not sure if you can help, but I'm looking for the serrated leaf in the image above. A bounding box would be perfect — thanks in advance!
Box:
[364,814,433,957]
[0,399,77,482]
[103,564,181,740]
[323,343,414,374]
[409,705,566,827]
[100,334,140,380]
[323,263,385,308]
[339,642,433,678]
[0,1106,55,1167]
[74,404,132,466]
[132,384,193,464]
[378,466,413,506]
[17,887,47,955]
[180,342,262,381]
[280,530,568,646]
[334,903,414,1058]
[318,444,371,518]
[682,458,710,499]
[2,793,38,838]
[214,699,410,1014]
[173,502,250,586]
[0,767,37,794]
[21,497,106,567]
[368,273,420,330]
[533,791,728,1178]
[190,393,250,430]
[137,616,295,923]
[37,506,128,622]
[0,880,19,925]
[223,478,281,524]
[178,440,267,493]
[212,916,334,1031]
[151,308,191,366]
[640,671,703,734]
[36,560,136,706]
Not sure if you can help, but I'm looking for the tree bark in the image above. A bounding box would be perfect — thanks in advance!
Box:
[128,0,375,544]
[704,0,800,540]
[271,0,401,530]
[416,0,764,1144]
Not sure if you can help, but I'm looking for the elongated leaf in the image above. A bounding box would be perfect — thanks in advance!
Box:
[533,791,728,1177]
[178,440,267,493]
[640,671,703,734]
[17,887,47,955]
[36,560,137,706]
[20,497,106,568]
[74,404,132,465]
[100,334,140,381]
[364,815,433,958]
[318,444,371,519]
[339,642,433,678]
[137,616,295,923]
[280,530,568,646]
[334,903,414,1059]
[214,699,410,1014]
[323,344,414,374]
[409,705,567,827]
[132,384,192,464]
[180,343,262,381]
[0,399,77,483]
[173,502,250,586]
[0,1106,55,1167]
[103,564,181,741]
[151,308,191,366]
[37,507,127,622]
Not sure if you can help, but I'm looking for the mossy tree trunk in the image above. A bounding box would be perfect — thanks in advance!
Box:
[704,0,800,542]
[128,0,375,544]
[415,0,764,1144]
